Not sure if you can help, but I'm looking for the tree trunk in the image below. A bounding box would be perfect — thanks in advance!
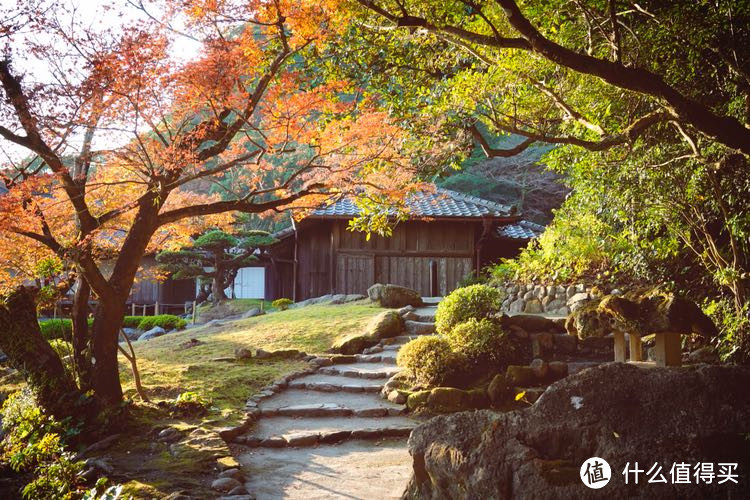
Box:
[72,277,93,391]
[90,296,127,407]
[0,287,83,421]
[212,274,228,302]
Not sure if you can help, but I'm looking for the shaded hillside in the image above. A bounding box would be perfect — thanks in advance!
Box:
[437,135,568,224]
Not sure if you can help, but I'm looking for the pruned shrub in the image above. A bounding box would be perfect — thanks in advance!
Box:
[122,316,143,329]
[38,319,73,340]
[272,298,293,311]
[396,336,466,387]
[435,284,503,335]
[136,314,187,331]
[447,318,517,370]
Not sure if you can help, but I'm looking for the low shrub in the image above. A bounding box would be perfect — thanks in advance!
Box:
[447,318,517,370]
[1,390,94,499]
[170,391,211,417]
[396,336,466,387]
[705,299,750,364]
[121,316,143,329]
[38,319,73,340]
[136,314,187,331]
[272,298,293,311]
[435,284,503,335]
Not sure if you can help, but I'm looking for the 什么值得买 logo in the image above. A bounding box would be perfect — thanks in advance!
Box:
[580,457,611,489]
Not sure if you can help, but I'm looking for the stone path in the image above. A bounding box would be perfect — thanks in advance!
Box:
[231,305,439,500]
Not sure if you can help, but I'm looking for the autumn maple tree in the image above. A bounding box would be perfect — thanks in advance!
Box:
[0,0,418,414]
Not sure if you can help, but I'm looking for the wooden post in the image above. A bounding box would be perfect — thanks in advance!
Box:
[142,304,147,316]
[260,300,265,313]
[155,301,159,315]
[184,302,188,315]
[613,330,626,362]
[192,301,197,324]
[629,333,643,362]
[655,332,682,367]
[131,303,136,316]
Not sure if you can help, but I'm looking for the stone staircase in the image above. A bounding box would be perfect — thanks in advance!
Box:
[228,305,439,499]
[223,304,610,498]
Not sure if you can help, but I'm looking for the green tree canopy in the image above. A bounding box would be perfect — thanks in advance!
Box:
[157,229,278,302]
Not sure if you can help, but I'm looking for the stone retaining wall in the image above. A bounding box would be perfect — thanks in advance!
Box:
[499,282,598,316]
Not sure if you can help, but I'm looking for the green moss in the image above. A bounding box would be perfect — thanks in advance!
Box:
[406,390,431,410]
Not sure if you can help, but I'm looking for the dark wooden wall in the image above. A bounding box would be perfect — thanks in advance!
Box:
[128,256,196,305]
[277,219,480,300]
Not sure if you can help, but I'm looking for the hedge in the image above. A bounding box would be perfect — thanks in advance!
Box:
[39,314,186,340]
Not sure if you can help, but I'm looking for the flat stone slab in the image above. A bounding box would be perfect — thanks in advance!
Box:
[242,416,418,447]
[319,363,401,379]
[249,415,418,440]
[258,389,403,416]
[568,361,602,374]
[357,353,397,364]
[238,439,412,499]
[288,374,384,393]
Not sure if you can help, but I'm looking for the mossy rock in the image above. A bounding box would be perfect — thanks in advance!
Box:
[366,310,404,339]
[487,373,512,403]
[406,390,431,411]
[465,388,490,409]
[506,365,536,386]
[600,290,718,338]
[333,334,378,355]
[565,298,610,339]
[427,387,471,413]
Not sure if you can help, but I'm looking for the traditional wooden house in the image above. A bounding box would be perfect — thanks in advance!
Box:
[262,189,544,301]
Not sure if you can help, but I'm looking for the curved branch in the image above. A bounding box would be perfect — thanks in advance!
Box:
[491,110,670,151]
[494,0,750,154]
[156,184,327,226]
[469,124,536,157]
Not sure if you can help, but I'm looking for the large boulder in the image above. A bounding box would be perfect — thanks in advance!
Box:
[367,283,423,308]
[332,334,378,355]
[137,326,166,341]
[366,310,404,339]
[405,363,750,499]
[331,310,403,354]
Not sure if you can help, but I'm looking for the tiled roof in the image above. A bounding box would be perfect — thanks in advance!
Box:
[311,188,514,219]
[497,220,545,240]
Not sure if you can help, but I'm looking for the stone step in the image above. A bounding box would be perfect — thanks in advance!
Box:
[238,415,417,447]
[356,353,397,364]
[381,344,401,351]
[380,335,419,346]
[404,320,437,336]
[258,389,404,417]
[238,439,413,499]
[319,362,401,380]
[287,373,384,393]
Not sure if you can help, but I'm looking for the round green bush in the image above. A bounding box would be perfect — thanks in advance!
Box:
[136,314,187,331]
[435,284,503,335]
[447,318,517,370]
[396,336,466,387]
[272,298,293,311]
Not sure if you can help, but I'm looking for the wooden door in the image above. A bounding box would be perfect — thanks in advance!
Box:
[336,254,374,295]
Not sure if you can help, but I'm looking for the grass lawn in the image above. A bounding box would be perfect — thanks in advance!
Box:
[119,299,384,420]
[195,298,275,322]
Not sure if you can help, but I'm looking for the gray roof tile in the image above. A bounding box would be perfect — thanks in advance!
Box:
[312,188,513,218]
[497,220,545,240]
